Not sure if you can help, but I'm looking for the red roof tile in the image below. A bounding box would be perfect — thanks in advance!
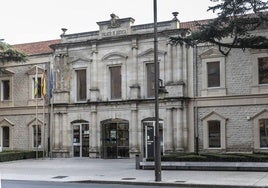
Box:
[13,39,60,56]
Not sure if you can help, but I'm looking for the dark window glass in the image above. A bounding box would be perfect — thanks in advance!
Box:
[259,119,268,148]
[207,61,220,87]
[2,80,10,100]
[33,77,42,98]
[147,63,155,97]
[110,66,121,99]
[258,57,268,84]
[33,125,41,147]
[76,69,87,101]
[208,120,221,148]
[2,126,9,147]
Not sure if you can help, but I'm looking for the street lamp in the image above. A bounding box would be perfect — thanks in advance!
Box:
[153,0,161,182]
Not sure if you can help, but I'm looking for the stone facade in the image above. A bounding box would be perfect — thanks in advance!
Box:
[50,14,191,158]
[195,41,268,153]
[1,14,267,158]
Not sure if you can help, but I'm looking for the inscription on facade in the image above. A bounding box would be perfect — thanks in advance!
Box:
[102,29,127,37]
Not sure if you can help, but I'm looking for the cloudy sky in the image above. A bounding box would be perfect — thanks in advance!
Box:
[1,0,217,44]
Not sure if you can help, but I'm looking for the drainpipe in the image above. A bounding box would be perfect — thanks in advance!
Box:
[193,45,199,154]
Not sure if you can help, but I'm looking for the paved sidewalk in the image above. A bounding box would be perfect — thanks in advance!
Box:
[0,158,268,187]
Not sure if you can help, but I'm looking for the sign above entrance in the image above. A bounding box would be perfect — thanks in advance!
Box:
[97,14,135,39]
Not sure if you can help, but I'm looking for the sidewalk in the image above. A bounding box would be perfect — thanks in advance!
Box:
[0,158,267,187]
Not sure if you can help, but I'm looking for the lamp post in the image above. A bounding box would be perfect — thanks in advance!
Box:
[153,0,161,182]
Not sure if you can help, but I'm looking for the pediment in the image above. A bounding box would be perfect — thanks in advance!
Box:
[27,65,45,75]
[0,118,14,126]
[102,52,128,61]
[199,48,225,59]
[70,58,92,64]
[201,111,227,121]
[252,109,268,119]
[0,69,14,77]
[27,118,45,126]
[138,48,166,57]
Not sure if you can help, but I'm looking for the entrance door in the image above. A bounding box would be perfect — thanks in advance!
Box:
[73,124,89,157]
[102,120,129,159]
[143,121,164,159]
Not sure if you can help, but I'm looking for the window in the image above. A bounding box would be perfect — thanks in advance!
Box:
[76,69,87,101]
[208,120,221,148]
[207,61,220,88]
[259,119,268,148]
[33,125,41,148]
[33,77,41,99]
[1,80,10,101]
[146,63,155,97]
[2,126,9,147]
[258,57,268,85]
[110,66,121,99]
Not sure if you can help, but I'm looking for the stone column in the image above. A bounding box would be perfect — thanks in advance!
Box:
[173,108,183,151]
[53,113,60,150]
[166,42,173,83]
[130,39,140,99]
[165,108,174,152]
[89,106,98,157]
[90,44,99,101]
[129,105,139,157]
[182,105,188,150]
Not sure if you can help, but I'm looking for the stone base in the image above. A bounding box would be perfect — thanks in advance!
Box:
[52,149,70,158]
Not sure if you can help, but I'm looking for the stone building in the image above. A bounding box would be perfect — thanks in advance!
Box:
[50,13,193,158]
[2,13,267,158]
[195,43,268,153]
[0,40,59,152]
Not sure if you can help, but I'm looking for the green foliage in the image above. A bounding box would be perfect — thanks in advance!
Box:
[170,0,268,55]
[0,41,27,63]
[148,152,268,162]
[0,150,43,162]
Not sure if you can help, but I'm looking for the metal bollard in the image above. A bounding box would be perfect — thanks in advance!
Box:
[135,154,141,169]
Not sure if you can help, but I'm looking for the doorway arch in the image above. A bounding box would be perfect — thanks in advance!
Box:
[101,118,129,159]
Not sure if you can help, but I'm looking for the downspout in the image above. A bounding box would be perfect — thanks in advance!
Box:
[193,45,199,154]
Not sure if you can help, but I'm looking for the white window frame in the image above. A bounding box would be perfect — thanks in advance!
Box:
[251,52,268,94]
[0,78,11,101]
[253,110,268,150]
[202,112,226,150]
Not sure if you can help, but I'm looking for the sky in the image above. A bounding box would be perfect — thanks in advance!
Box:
[1,0,217,44]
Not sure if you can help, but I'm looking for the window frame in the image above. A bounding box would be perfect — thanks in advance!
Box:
[201,53,226,97]
[146,63,155,98]
[251,52,268,94]
[1,79,11,101]
[202,112,226,150]
[32,76,42,99]
[75,69,87,102]
[109,66,122,100]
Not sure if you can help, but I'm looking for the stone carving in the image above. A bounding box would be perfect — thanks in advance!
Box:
[109,13,120,28]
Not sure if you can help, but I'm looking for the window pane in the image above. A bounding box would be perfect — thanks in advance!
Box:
[147,63,155,97]
[110,66,121,99]
[208,120,221,148]
[2,80,10,100]
[33,77,42,98]
[259,119,268,147]
[258,57,268,84]
[207,61,220,87]
[76,69,87,101]
[2,126,9,147]
[33,125,41,147]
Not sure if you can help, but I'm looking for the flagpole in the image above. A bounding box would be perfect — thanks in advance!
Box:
[35,66,38,160]
[49,58,54,159]
[43,87,45,159]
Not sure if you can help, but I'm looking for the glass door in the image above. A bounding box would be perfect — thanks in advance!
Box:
[73,124,89,157]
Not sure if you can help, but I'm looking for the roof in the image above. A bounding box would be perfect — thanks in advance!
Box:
[11,19,211,55]
[13,39,60,56]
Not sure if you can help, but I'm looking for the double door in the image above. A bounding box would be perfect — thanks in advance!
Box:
[102,123,129,159]
[73,124,89,157]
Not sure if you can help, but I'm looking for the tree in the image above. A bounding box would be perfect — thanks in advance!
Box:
[171,0,268,55]
[0,41,27,62]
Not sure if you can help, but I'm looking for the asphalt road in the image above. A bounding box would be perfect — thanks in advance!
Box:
[1,180,189,188]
